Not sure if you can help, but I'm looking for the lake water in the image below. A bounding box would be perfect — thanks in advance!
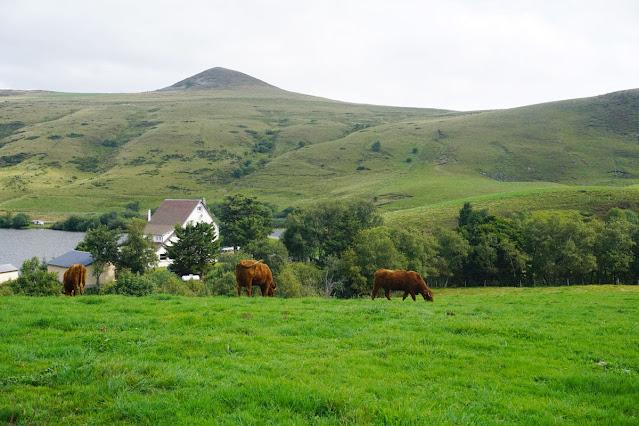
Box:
[0,229,85,269]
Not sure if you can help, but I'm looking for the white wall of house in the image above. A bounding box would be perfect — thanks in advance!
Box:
[48,264,116,287]
[0,270,19,283]
[152,200,219,268]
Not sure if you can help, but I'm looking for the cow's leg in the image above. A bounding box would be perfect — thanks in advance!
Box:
[385,288,391,301]
[402,291,409,300]
[410,290,417,301]
[237,283,242,296]
[247,281,252,297]
[261,285,267,297]
[371,284,379,300]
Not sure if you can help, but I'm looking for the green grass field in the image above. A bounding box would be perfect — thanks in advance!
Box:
[1,286,637,424]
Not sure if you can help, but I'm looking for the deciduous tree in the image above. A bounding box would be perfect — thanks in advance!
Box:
[77,225,120,288]
[217,194,272,249]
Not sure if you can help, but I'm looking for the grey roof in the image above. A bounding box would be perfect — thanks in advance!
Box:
[0,264,18,273]
[48,250,94,268]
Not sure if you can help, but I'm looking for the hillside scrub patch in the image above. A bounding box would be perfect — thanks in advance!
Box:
[0,153,33,167]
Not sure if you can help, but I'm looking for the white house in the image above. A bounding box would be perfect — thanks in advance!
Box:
[145,199,219,268]
[0,264,19,283]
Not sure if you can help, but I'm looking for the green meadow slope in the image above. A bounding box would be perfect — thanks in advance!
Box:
[1,68,639,224]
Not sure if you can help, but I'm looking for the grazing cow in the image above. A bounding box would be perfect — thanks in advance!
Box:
[372,268,434,302]
[235,260,277,297]
[63,264,87,296]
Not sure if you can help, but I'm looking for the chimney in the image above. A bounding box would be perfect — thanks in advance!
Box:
[202,197,206,206]
[148,209,152,222]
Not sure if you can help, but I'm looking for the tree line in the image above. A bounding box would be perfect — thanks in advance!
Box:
[5,195,639,298]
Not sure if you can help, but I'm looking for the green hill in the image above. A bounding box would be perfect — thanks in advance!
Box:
[1,68,638,224]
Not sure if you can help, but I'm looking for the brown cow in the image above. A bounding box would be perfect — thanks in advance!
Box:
[63,264,87,296]
[235,260,277,297]
[372,268,434,302]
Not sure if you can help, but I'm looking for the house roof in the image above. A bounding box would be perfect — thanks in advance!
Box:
[0,264,18,273]
[48,250,94,268]
[145,199,205,236]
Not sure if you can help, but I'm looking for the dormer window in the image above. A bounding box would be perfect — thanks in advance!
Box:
[154,235,163,243]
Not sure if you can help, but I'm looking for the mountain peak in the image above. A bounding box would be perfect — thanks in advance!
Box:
[158,67,277,91]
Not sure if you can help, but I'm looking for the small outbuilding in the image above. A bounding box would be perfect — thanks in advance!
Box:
[0,264,19,283]
[47,250,115,288]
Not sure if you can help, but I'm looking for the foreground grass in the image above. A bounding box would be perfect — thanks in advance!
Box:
[0,286,637,424]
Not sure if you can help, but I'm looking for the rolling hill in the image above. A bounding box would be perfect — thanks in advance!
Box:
[1,67,639,225]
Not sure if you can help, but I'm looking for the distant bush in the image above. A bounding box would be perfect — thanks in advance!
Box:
[0,212,31,229]
[276,262,323,298]
[12,213,31,229]
[244,238,289,275]
[406,157,412,163]
[51,210,140,232]
[148,269,195,296]
[10,257,61,296]
[0,153,33,167]
[205,270,237,296]
[69,156,101,172]
[51,215,100,232]
[412,147,418,154]
[0,280,14,296]
[371,141,381,152]
[104,270,155,296]
[253,137,275,153]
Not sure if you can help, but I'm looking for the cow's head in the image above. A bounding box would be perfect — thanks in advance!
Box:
[267,282,277,297]
[423,288,434,302]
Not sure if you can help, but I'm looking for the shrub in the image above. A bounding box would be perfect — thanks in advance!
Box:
[276,262,323,298]
[371,141,381,152]
[0,281,15,296]
[205,270,238,296]
[11,257,61,296]
[12,213,31,229]
[0,212,12,228]
[244,238,289,275]
[105,270,155,296]
[147,269,197,296]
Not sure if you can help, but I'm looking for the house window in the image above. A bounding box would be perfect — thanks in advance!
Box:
[154,235,162,243]
[159,253,167,261]
[197,206,202,212]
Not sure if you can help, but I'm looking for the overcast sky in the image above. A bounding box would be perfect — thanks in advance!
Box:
[1,0,638,111]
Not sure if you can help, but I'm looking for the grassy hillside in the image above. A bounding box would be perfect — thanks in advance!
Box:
[1,69,639,225]
[0,286,637,423]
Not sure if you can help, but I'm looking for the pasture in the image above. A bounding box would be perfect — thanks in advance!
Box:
[0,286,637,424]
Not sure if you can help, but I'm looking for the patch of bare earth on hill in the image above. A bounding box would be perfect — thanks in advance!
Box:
[375,193,413,206]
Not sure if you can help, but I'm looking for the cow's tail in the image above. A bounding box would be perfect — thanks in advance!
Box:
[240,260,263,268]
